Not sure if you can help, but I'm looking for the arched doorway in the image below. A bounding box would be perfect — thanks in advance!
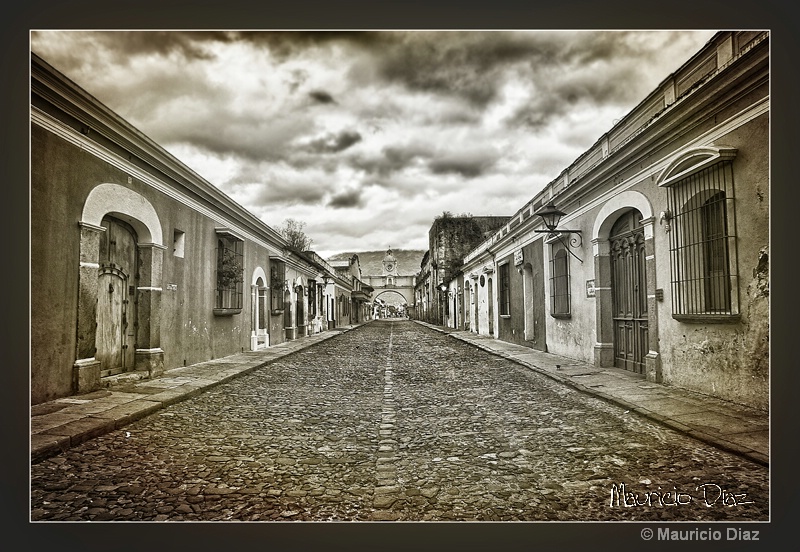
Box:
[96,215,139,377]
[609,209,647,374]
[284,288,293,339]
[251,270,268,350]
[74,183,165,393]
[296,284,305,336]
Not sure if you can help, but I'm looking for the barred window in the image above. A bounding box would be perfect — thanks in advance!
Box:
[214,233,243,313]
[308,280,317,316]
[295,285,305,324]
[550,244,570,317]
[666,160,738,320]
[270,260,285,312]
[499,263,511,316]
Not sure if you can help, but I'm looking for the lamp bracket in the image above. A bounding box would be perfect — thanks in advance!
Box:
[535,230,583,263]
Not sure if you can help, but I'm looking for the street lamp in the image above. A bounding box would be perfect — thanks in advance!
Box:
[533,202,583,263]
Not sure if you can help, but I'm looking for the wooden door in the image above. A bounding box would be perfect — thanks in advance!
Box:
[610,211,647,374]
[97,216,138,377]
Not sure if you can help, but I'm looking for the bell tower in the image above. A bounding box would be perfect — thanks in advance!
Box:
[382,248,398,276]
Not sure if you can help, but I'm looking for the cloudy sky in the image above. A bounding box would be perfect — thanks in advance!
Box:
[30,30,717,258]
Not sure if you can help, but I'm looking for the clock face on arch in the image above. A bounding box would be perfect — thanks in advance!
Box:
[386,263,394,272]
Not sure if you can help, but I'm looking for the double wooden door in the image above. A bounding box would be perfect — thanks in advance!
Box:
[610,211,648,374]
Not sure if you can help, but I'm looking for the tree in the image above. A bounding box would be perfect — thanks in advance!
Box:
[278,218,313,252]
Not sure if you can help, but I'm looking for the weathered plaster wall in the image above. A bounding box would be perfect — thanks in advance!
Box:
[31,127,282,404]
[31,127,82,403]
[541,217,597,363]
[657,114,769,410]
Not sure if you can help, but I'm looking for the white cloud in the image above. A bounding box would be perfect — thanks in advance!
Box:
[31,30,717,257]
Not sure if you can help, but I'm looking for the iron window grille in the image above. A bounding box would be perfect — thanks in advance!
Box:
[499,263,511,316]
[270,260,285,312]
[296,285,305,324]
[666,160,739,320]
[308,280,317,316]
[550,244,571,318]
[214,235,243,313]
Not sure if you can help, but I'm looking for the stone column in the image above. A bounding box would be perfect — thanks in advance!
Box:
[73,222,105,394]
[592,237,615,368]
[642,218,662,383]
[135,243,166,377]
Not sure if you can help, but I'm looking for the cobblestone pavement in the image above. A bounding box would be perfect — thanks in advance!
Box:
[30,320,769,522]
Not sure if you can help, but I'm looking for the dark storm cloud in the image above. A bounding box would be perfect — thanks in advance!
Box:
[506,61,644,130]
[229,31,388,59]
[155,110,312,164]
[428,155,497,179]
[503,32,692,130]
[304,131,363,154]
[361,31,599,107]
[327,188,364,209]
[358,30,699,112]
[308,90,336,104]
[352,141,496,180]
[61,31,236,64]
[243,174,329,207]
[349,143,430,177]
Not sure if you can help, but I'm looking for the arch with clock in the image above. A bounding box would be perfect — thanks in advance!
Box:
[369,247,418,319]
[382,248,398,277]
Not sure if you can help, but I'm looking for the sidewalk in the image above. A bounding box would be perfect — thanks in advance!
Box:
[31,320,768,468]
[30,324,366,464]
[417,321,769,467]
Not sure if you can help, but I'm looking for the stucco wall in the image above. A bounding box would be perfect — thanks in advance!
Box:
[656,114,769,410]
[31,126,283,404]
[31,127,82,403]
[540,219,597,364]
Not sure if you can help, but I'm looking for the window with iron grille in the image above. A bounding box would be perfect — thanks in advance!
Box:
[308,280,317,316]
[270,260,285,312]
[214,234,243,313]
[295,285,305,324]
[499,262,511,316]
[550,244,570,317]
[666,160,738,320]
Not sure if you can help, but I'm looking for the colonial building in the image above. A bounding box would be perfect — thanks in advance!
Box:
[30,53,362,405]
[329,254,374,326]
[456,31,769,410]
[416,214,511,326]
[330,249,424,318]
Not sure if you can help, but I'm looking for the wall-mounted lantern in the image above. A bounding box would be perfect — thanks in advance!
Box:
[533,202,583,263]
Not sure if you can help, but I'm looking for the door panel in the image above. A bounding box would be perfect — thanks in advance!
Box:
[611,211,647,374]
[96,270,125,373]
[97,216,138,377]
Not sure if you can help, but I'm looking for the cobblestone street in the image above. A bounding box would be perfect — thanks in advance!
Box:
[30,320,769,522]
